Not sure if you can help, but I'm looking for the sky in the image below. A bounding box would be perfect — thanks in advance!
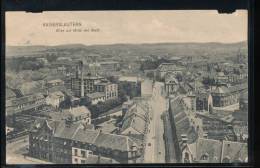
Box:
[6,10,247,46]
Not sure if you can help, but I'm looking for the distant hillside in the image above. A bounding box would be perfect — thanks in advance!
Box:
[6,41,247,58]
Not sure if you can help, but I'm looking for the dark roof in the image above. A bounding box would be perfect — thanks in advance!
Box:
[9,93,45,106]
[170,97,198,144]
[54,122,83,139]
[94,133,133,151]
[192,138,222,162]
[221,141,248,162]
[72,129,99,144]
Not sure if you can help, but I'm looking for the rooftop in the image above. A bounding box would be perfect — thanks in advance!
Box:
[86,92,106,99]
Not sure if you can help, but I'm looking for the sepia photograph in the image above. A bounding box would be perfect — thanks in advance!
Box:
[5,10,248,164]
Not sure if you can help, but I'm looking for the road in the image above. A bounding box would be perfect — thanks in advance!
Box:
[6,135,52,164]
[143,81,166,163]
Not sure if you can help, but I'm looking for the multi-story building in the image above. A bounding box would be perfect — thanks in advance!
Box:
[64,106,92,125]
[211,83,247,108]
[95,79,118,101]
[29,119,142,164]
[71,75,104,97]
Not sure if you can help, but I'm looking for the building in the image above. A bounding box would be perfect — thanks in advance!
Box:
[181,138,247,163]
[156,63,184,80]
[86,92,106,105]
[211,83,247,108]
[6,93,46,117]
[71,75,104,97]
[64,106,91,125]
[98,61,120,72]
[29,119,141,164]
[95,79,118,101]
[195,113,236,141]
[168,97,202,162]
[46,91,65,109]
[165,73,179,96]
[195,91,213,113]
[120,102,149,141]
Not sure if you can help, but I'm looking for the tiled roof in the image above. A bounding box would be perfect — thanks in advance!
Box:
[188,138,248,163]
[10,93,45,106]
[121,114,146,135]
[170,97,198,144]
[221,141,248,162]
[191,138,222,162]
[72,128,99,144]
[64,106,91,117]
[54,122,83,139]
[94,132,134,151]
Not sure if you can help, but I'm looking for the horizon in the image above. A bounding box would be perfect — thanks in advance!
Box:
[6,40,247,48]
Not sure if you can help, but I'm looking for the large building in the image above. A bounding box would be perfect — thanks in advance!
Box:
[71,75,104,97]
[211,83,247,108]
[95,79,118,101]
[156,63,184,81]
[29,119,142,164]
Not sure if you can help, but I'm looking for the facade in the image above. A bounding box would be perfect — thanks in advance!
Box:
[195,91,213,112]
[29,119,142,164]
[6,93,46,117]
[71,75,104,97]
[165,73,179,96]
[95,80,118,101]
[211,83,247,107]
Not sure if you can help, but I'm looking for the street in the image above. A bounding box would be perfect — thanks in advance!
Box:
[143,81,166,163]
[6,135,52,164]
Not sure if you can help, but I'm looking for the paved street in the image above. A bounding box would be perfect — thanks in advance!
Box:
[6,135,52,164]
[143,81,166,163]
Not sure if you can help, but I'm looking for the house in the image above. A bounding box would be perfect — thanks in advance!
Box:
[6,93,46,116]
[64,106,91,125]
[29,119,142,164]
[168,97,202,162]
[95,79,118,101]
[86,92,106,105]
[46,91,65,109]
[181,138,247,163]
[211,83,247,108]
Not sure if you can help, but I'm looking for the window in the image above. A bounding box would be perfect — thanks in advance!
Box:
[74,158,78,163]
[201,153,209,161]
[81,150,86,157]
[81,159,86,164]
[74,149,78,156]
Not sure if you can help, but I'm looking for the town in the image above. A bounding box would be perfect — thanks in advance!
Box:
[6,42,248,164]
